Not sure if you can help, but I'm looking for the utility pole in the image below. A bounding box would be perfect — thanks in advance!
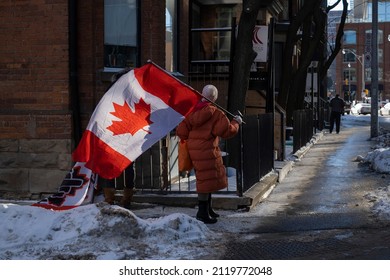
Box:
[371,0,379,138]
[342,49,364,103]
[348,64,351,99]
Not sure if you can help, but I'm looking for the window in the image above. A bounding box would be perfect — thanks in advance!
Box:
[343,68,356,82]
[343,30,356,45]
[365,68,383,81]
[343,49,356,63]
[365,68,370,82]
[190,4,239,61]
[366,2,390,22]
[104,0,138,69]
[365,29,383,44]
[378,49,383,63]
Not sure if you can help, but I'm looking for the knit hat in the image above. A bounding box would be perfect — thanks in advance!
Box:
[201,84,218,102]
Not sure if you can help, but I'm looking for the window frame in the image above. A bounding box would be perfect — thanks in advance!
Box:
[343,30,357,45]
[103,0,140,71]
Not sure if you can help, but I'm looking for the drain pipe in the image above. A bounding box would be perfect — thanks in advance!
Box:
[69,0,82,145]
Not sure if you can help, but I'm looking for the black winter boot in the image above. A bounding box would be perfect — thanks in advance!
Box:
[196,201,217,224]
[208,194,220,218]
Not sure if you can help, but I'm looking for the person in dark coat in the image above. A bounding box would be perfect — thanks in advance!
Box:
[329,94,345,134]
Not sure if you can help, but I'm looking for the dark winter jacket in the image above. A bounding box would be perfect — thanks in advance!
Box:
[330,96,345,113]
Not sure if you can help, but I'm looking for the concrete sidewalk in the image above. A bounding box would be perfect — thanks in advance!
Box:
[242,131,324,210]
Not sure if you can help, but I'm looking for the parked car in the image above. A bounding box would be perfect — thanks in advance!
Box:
[351,103,371,115]
[350,103,362,115]
[380,102,390,116]
[359,103,371,115]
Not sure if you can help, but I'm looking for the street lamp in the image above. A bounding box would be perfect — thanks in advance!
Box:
[342,49,365,101]
[347,63,351,101]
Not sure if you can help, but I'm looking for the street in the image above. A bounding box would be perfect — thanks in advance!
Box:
[212,115,390,259]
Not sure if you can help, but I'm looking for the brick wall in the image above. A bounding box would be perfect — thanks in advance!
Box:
[0,0,170,197]
[78,0,106,129]
[140,0,166,67]
[0,0,72,196]
[0,1,70,120]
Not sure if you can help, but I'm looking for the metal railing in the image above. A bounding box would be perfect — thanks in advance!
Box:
[237,114,274,194]
[135,114,275,197]
[293,109,314,153]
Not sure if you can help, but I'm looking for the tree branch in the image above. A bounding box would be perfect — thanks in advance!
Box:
[326,0,342,13]
[321,0,348,80]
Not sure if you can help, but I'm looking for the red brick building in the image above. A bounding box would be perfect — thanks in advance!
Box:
[0,0,169,196]
[0,0,289,197]
[335,12,390,103]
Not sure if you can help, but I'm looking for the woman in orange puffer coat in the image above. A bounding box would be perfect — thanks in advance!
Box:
[176,84,242,224]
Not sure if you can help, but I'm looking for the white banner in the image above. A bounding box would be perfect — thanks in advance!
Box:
[253,25,268,62]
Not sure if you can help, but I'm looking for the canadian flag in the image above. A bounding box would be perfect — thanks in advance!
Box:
[72,62,201,179]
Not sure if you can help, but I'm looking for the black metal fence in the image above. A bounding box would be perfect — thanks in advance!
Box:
[132,108,326,199]
[292,96,329,153]
[134,113,275,197]
[292,109,314,153]
[237,114,274,194]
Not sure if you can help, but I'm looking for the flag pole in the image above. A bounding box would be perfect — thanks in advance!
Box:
[146,60,242,122]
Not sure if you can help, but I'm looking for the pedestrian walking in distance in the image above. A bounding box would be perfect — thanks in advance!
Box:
[176,84,242,224]
[329,94,345,134]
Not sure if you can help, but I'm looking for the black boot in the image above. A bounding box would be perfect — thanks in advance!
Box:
[196,201,217,224]
[208,194,220,218]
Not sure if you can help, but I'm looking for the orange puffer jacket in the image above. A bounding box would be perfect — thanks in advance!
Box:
[176,102,239,193]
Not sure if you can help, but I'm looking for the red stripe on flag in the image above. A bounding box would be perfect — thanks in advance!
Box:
[134,63,201,117]
[72,130,131,179]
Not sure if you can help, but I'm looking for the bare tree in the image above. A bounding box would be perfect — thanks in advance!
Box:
[226,0,263,167]
[321,0,349,81]
[277,0,348,125]
[227,0,348,163]
[228,0,348,125]
[227,0,263,115]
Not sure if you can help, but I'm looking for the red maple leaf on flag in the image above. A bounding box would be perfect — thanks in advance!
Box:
[107,98,153,136]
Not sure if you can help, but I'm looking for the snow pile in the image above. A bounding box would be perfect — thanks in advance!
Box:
[362,130,390,220]
[363,148,390,173]
[364,185,390,221]
[363,131,390,173]
[372,131,390,148]
[0,202,216,260]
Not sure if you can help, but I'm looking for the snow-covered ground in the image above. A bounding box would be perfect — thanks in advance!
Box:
[0,202,219,260]
[1,115,390,261]
[360,127,390,221]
